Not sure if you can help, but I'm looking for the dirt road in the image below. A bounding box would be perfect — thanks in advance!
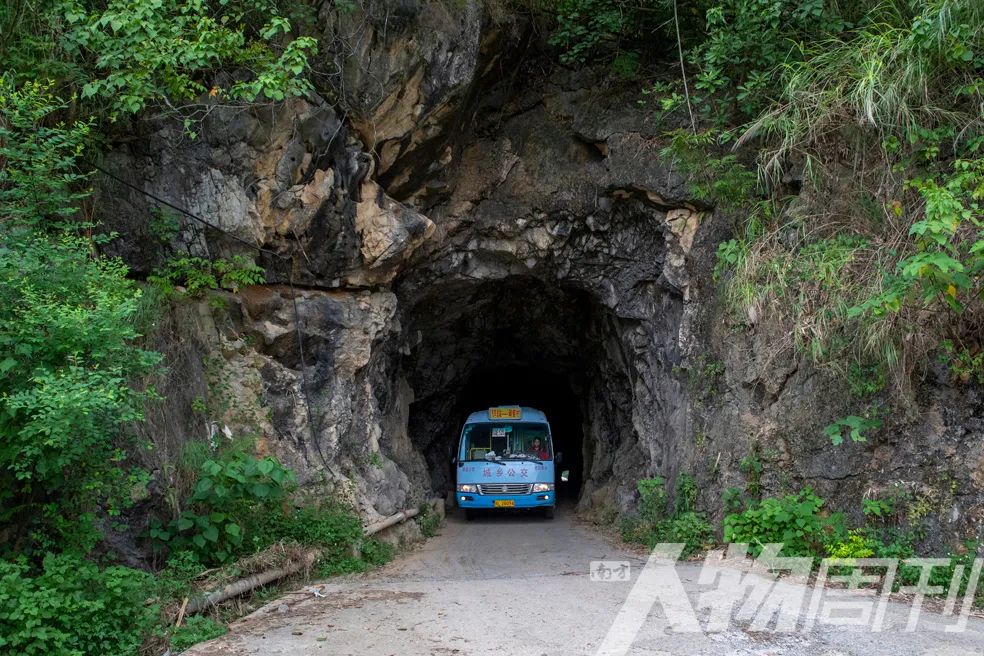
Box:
[185,506,984,655]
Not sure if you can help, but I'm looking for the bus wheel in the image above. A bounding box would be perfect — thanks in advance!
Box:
[464,509,476,521]
[543,506,555,520]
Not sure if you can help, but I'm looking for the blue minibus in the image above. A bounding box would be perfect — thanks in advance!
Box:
[453,406,558,519]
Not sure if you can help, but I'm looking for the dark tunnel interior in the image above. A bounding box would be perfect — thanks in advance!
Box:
[400,275,628,504]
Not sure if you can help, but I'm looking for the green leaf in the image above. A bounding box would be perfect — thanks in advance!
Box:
[203,525,219,543]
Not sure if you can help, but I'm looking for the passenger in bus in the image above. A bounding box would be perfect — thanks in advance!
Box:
[527,438,549,459]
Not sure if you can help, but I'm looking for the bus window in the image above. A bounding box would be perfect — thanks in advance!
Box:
[460,423,552,460]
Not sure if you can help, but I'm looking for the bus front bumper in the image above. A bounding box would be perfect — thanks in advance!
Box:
[456,493,554,509]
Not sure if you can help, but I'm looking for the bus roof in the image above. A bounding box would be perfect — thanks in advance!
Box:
[464,407,549,424]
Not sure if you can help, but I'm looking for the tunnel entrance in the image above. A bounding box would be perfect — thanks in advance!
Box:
[399,275,638,506]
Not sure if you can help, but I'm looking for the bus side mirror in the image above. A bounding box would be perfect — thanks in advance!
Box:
[561,470,570,482]
[555,451,563,464]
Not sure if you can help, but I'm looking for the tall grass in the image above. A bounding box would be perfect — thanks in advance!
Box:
[739,0,984,184]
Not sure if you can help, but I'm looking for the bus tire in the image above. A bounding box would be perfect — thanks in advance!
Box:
[464,509,476,521]
[543,506,554,520]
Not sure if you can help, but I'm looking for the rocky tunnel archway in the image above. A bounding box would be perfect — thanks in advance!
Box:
[395,273,670,512]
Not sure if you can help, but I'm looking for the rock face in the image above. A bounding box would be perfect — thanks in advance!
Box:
[98,1,984,544]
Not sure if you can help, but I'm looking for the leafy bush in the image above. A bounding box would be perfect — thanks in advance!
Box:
[659,511,714,556]
[3,0,317,120]
[149,453,295,564]
[623,474,712,556]
[0,78,91,228]
[0,554,160,656]
[149,255,266,296]
[724,488,845,557]
[0,80,161,554]
[547,0,668,66]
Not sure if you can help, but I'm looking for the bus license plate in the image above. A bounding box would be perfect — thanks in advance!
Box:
[493,499,515,508]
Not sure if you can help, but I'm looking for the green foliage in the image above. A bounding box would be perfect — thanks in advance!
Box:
[906,541,983,599]
[847,362,885,397]
[862,497,895,520]
[549,0,624,64]
[824,414,882,445]
[148,208,182,244]
[417,501,442,539]
[0,78,91,229]
[149,255,266,296]
[149,453,295,564]
[0,81,160,554]
[636,476,668,522]
[623,474,712,556]
[249,504,363,563]
[659,511,714,555]
[674,472,698,514]
[0,553,160,656]
[939,339,984,384]
[680,354,727,401]
[661,129,760,210]
[3,0,317,120]
[610,51,640,79]
[640,81,686,116]
[738,450,763,497]
[169,615,227,654]
[546,0,667,65]
[722,486,745,514]
[713,239,747,282]
[825,528,878,559]
[744,0,984,178]
[723,488,845,557]
[848,159,984,322]
[358,538,396,569]
[152,449,387,578]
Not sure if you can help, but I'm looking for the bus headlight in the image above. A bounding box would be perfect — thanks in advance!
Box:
[456,484,477,493]
[531,483,554,493]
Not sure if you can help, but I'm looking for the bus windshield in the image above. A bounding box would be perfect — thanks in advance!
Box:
[460,422,552,461]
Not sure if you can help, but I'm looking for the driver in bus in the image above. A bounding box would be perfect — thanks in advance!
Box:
[527,437,549,459]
